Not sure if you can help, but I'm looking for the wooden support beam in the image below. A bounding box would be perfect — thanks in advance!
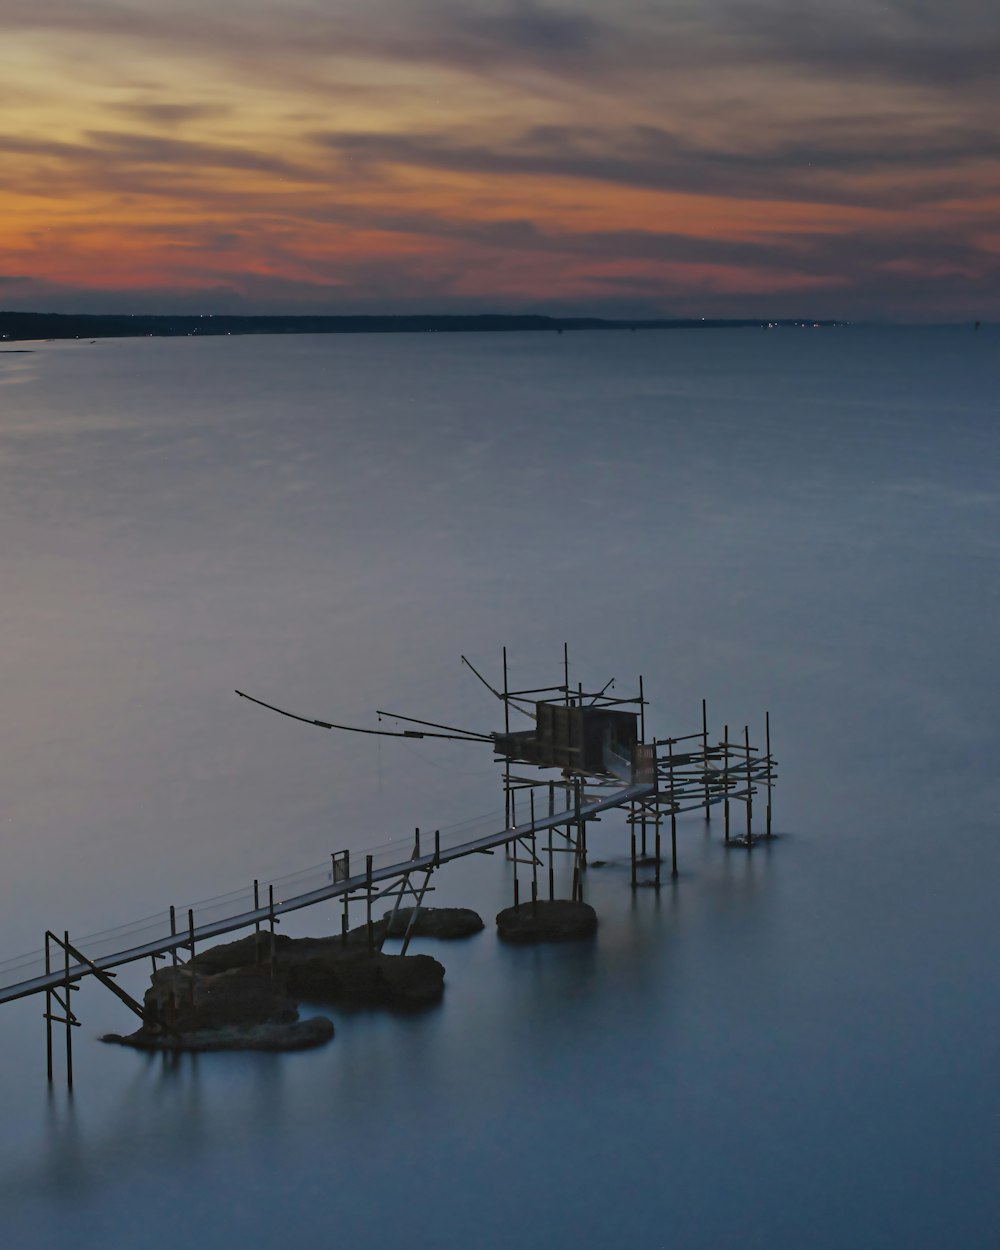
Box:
[47,932,148,1022]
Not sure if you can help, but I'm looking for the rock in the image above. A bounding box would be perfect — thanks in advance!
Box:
[101,964,334,1052]
[496,899,598,944]
[187,921,388,976]
[103,1016,334,1052]
[382,906,484,939]
[279,939,445,1009]
[187,927,444,1010]
[187,930,294,975]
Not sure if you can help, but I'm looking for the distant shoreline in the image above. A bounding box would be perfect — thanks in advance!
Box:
[0,311,843,342]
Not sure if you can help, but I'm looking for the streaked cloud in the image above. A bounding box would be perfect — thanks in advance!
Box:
[0,0,997,318]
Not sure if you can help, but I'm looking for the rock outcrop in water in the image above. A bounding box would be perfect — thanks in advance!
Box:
[102,964,334,1052]
[496,900,598,943]
[102,924,445,1052]
[382,906,484,939]
[191,927,444,1008]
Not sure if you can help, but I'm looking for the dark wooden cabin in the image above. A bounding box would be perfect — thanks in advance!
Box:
[493,702,639,774]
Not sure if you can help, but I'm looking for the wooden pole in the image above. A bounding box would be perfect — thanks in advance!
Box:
[170,904,178,968]
[366,855,374,951]
[574,777,584,900]
[724,723,730,842]
[702,698,710,820]
[63,931,72,1091]
[547,780,556,899]
[744,724,753,847]
[503,645,511,856]
[45,932,53,1084]
[669,737,678,878]
[268,884,276,970]
[765,711,773,837]
[670,811,677,879]
[639,674,646,743]
[188,909,196,1004]
[530,789,538,909]
[654,811,662,889]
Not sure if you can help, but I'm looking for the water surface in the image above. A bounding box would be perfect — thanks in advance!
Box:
[0,327,997,1248]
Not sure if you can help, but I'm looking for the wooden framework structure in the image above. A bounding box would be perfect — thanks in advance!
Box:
[0,647,777,1087]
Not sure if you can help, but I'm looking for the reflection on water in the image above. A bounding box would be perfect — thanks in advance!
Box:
[1,329,998,1249]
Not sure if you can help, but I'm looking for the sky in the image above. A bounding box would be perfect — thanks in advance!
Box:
[1,0,998,320]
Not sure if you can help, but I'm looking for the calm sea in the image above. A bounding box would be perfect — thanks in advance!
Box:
[0,327,997,1249]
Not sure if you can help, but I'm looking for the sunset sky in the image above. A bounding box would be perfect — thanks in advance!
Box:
[2,0,998,320]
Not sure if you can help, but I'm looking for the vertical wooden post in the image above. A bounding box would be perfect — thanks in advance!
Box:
[366,855,374,952]
[724,723,730,842]
[765,711,773,837]
[268,884,276,971]
[530,789,538,909]
[702,698,710,820]
[630,821,637,891]
[503,645,511,856]
[434,829,441,867]
[744,724,753,847]
[63,931,73,1091]
[575,775,583,885]
[548,821,555,901]
[45,932,53,1084]
[563,642,569,707]
[187,909,196,1004]
[668,736,678,879]
[639,674,646,743]
[253,880,260,950]
[654,812,662,889]
[341,891,349,945]
[170,904,178,968]
[415,826,421,858]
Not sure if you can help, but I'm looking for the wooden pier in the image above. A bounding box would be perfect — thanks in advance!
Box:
[0,648,777,1085]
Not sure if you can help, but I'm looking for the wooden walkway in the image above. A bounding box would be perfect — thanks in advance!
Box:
[0,779,654,1007]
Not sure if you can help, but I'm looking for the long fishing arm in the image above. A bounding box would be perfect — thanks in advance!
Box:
[235,690,491,742]
[375,709,493,741]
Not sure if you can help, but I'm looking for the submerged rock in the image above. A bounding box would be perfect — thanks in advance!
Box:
[382,906,484,939]
[496,899,598,944]
[101,964,334,1052]
[104,1016,334,1053]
